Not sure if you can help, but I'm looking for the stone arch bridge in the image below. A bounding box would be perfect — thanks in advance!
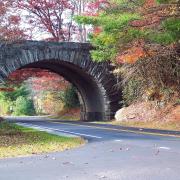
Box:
[0,41,121,121]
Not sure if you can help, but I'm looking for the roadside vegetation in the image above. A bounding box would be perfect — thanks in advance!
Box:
[111,121,180,131]
[76,0,180,128]
[0,85,35,116]
[0,122,85,158]
[93,120,180,131]
[76,0,179,104]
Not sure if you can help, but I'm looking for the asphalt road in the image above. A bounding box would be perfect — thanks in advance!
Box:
[1,117,180,180]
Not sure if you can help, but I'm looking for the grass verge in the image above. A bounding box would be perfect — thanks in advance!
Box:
[112,121,180,131]
[93,120,180,131]
[0,122,85,159]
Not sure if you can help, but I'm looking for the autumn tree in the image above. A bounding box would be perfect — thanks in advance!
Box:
[0,0,28,94]
[15,0,108,42]
[8,68,67,86]
[0,0,27,41]
[17,0,73,41]
[76,0,180,104]
[17,0,92,42]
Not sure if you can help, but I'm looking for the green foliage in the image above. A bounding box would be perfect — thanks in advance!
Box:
[59,86,80,109]
[147,18,180,44]
[163,18,180,40]
[109,0,145,10]
[100,13,140,33]
[156,0,177,4]
[75,0,179,106]
[0,85,29,102]
[0,84,36,116]
[91,48,117,62]
[75,0,179,62]
[148,31,175,44]
[0,99,13,115]
[74,16,99,25]
[175,99,180,105]
[13,96,35,116]
[76,12,140,61]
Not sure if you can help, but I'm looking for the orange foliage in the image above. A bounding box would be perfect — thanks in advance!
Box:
[0,88,14,92]
[116,40,148,64]
[117,46,146,64]
[116,0,178,64]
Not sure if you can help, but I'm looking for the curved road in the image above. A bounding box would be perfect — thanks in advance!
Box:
[1,117,180,180]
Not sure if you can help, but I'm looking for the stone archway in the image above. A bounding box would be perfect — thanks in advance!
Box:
[0,41,121,121]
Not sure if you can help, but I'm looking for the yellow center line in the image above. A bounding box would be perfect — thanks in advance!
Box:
[48,121,180,138]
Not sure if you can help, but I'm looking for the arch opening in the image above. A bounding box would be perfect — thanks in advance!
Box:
[22,60,106,121]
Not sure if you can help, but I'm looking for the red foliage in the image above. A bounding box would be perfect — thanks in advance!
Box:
[130,15,161,28]
[0,1,27,41]
[143,0,156,9]
[86,0,109,15]
[9,68,60,81]
[17,0,78,42]
[8,68,69,91]
[82,0,109,37]
[31,77,69,91]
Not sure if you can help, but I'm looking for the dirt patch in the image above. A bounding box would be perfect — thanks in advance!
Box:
[115,101,180,130]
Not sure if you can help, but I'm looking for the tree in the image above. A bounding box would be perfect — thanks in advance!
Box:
[17,0,79,41]
[0,84,33,116]
[76,0,179,62]
[13,96,35,116]
[59,85,80,108]
[76,0,180,104]
[0,85,29,102]
[8,68,69,88]
[0,0,27,41]
[16,0,105,42]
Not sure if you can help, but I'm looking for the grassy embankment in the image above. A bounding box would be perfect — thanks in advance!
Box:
[48,116,180,131]
[0,122,85,158]
[93,120,180,131]
[112,121,180,131]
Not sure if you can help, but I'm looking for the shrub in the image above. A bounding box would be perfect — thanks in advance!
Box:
[13,96,36,116]
[119,45,180,105]
[59,86,80,109]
